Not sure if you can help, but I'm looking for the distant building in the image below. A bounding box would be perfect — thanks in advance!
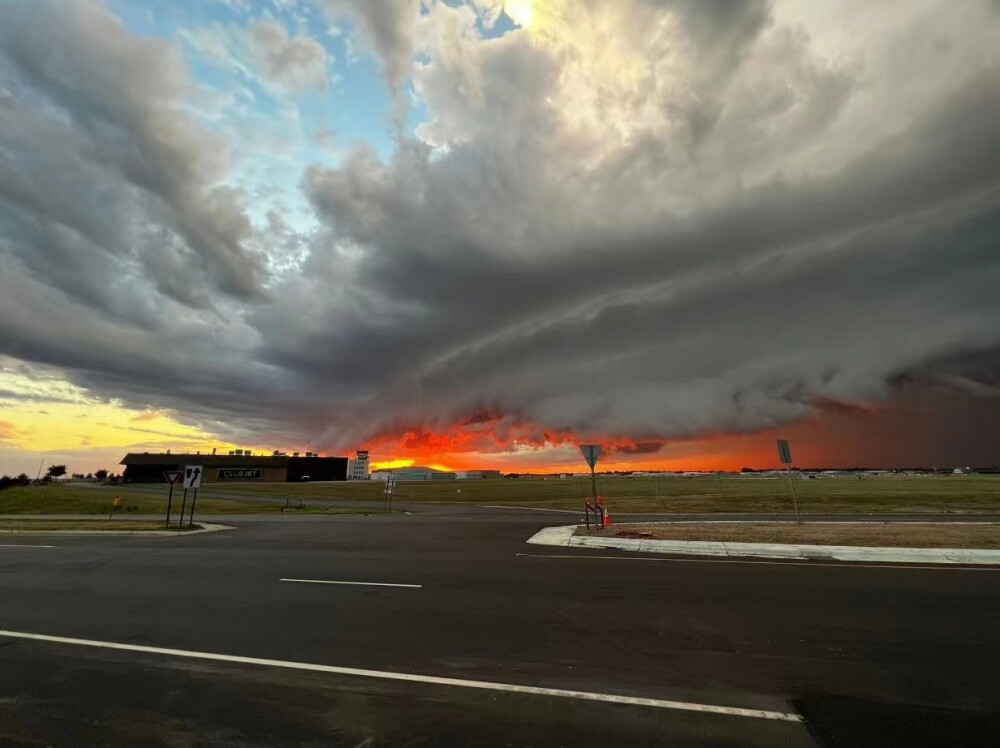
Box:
[120,452,347,483]
[347,450,371,480]
[371,466,456,481]
[454,470,503,480]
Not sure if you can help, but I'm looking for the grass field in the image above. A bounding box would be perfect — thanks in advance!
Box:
[0,484,277,515]
[194,475,1000,515]
[579,521,1000,549]
[5,476,998,516]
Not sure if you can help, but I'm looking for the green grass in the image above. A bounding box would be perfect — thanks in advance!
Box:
[579,521,1000,549]
[198,475,1000,514]
[10,475,997,516]
[0,484,277,515]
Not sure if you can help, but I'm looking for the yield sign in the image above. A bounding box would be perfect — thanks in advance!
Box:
[163,470,184,485]
[580,444,602,470]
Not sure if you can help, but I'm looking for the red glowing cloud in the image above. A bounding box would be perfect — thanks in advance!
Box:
[360,380,1000,473]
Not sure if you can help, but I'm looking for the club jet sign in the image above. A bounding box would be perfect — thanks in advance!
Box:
[183,465,203,489]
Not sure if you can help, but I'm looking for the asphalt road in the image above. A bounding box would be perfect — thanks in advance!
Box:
[2,507,999,746]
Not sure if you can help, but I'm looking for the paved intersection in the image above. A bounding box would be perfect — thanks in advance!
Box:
[1,504,999,745]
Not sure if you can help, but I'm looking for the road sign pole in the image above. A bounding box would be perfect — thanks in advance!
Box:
[188,488,198,528]
[178,488,188,528]
[590,466,598,528]
[580,444,603,531]
[165,482,174,528]
[776,440,801,524]
[786,465,801,525]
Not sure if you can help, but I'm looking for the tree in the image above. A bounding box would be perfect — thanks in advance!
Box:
[46,464,67,478]
[86,473,93,480]
[0,475,11,491]
[16,473,30,484]
[94,469,109,481]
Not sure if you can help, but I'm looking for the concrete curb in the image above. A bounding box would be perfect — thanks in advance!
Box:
[0,523,236,537]
[526,524,1000,565]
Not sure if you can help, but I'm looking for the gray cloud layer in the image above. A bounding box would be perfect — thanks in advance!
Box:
[251,20,330,92]
[2,0,1000,459]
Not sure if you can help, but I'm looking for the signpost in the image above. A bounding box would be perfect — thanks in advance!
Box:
[179,465,202,528]
[776,440,801,524]
[382,474,397,513]
[162,470,183,528]
[580,444,603,530]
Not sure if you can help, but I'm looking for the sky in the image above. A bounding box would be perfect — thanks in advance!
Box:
[1,0,1000,476]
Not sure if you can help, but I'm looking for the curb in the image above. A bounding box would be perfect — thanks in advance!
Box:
[0,523,236,537]
[526,525,1000,565]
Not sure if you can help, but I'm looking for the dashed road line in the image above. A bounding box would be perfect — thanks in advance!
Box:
[280,578,422,588]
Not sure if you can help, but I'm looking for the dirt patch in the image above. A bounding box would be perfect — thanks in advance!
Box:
[577,522,1000,548]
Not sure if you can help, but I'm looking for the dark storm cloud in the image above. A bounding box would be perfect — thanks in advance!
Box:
[1,0,1000,459]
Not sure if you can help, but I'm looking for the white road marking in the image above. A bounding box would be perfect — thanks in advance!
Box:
[0,544,55,549]
[0,629,801,722]
[515,552,1000,571]
[280,578,422,589]
[482,506,584,514]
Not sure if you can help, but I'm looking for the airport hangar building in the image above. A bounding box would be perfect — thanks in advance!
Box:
[120,452,348,484]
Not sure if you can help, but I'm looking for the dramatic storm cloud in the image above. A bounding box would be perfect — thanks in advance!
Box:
[2,0,1000,468]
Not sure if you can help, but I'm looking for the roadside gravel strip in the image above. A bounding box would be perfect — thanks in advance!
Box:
[0,523,235,537]
[527,525,1000,565]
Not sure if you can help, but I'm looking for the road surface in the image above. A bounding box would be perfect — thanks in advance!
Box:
[1,505,998,745]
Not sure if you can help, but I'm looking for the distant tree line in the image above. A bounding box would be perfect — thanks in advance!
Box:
[0,465,121,492]
[0,474,32,491]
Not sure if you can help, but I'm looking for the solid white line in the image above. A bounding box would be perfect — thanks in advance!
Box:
[0,629,800,722]
[515,553,1000,571]
[0,544,55,549]
[280,578,422,589]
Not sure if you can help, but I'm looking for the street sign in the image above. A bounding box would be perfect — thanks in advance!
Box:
[183,465,203,489]
[580,444,602,469]
[777,440,792,465]
[163,470,183,485]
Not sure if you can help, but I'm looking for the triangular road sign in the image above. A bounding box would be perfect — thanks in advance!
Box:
[580,444,602,469]
[163,470,184,485]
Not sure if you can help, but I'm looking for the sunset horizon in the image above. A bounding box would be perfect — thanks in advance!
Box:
[2,0,999,480]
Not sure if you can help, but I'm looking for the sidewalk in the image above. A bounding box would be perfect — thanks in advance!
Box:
[527,525,1000,565]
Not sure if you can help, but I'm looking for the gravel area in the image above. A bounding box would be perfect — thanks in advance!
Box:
[577,522,1000,548]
